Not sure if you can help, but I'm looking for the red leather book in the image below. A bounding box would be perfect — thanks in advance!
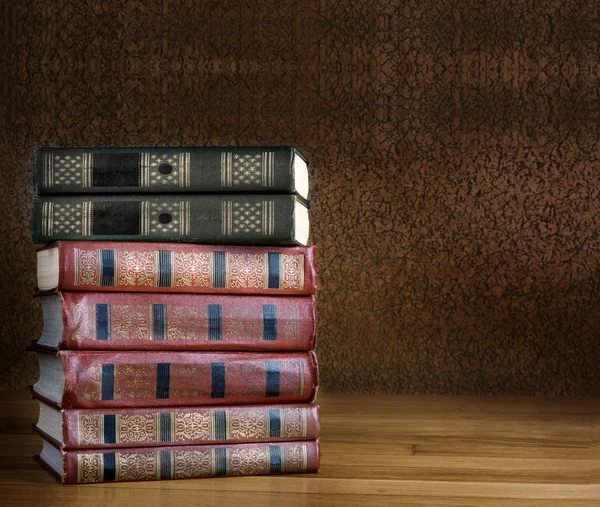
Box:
[36,241,317,295]
[36,438,320,484]
[33,349,318,409]
[37,292,316,351]
[35,400,320,449]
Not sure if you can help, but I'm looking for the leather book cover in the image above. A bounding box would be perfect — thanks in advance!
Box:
[33,146,309,198]
[40,241,316,295]
[35,401,320,449]
[31,194,309,245]
[38,291,316,351]
[37,439,320,484]
[34,349,319,409]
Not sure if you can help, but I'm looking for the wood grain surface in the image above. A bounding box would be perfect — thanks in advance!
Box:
[1,1,600,394]
[0,392,598,505]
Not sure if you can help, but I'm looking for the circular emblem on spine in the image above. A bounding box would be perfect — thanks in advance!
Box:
[159,213,172,224]
[158,163,173,175]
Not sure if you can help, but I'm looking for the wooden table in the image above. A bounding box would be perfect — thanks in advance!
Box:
[0,392,598,506]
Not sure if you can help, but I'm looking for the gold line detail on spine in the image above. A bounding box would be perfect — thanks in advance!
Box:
[179,201,187,236]
[186,200,190,235]
[76,454,82,483]
[264,253,269,289]
[171,251,175,285]
[140,153,150,187]
[184,200,190,236]
[91,304,97,337]
[279,251,283,288]
[43,201,48,236]
[74,248,79,285]
[261,200,275,236]
[227,409,232,439]
[48,201,54,236]
[221,202,225,235]
[155,413,160,441]
[221,153,233,187]
[266,444,271,471]
[178,153,191,187]
[266,409,271,437]
[179,154,184,187]
[98,364,104,400]
[302,408,307,437]
[41,201,47,236]
[115,452,121,481]
[155,452,161,480]
[81,154,86,187]
[99,414,105,444]
[154,250,159,286]
[180,201,184,236]
[225,410,230,439]
[222,201,232,235]
[82,201,92,235]
[220,154,224,186]
[299,255,305,290]
[261,151,275,187]
[270,200,274,235]
[115,414,121,444]
[43,152,53,187]
[140,201,150,236]
[210,411,215,440]
[225,251,230,289]
[271,152,275,185]
[169,450,175,479]
[50,153,54,187]
[301,444,308,472]
[82,153,93,187]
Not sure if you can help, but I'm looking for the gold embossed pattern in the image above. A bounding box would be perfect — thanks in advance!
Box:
[77,414,102,446]
[76,453,103,483]
[75,407,311,446]
[73,443,312,482]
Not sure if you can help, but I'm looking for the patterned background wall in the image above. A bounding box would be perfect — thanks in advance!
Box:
[1,0,599,394]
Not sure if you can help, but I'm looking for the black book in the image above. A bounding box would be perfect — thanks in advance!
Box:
[33,146,309,199]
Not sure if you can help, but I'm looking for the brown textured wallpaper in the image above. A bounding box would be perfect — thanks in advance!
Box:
[1,1,599,394]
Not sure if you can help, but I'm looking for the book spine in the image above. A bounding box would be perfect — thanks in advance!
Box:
[57,241,316,295]
[34,147,302,195]
[32,194,304,244]
[61,351,319,409]
[55,292,316,351]
[61,440,319,484]
[61,404,320,449]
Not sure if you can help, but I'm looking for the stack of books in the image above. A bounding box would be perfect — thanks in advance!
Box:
[29,147,320,484]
